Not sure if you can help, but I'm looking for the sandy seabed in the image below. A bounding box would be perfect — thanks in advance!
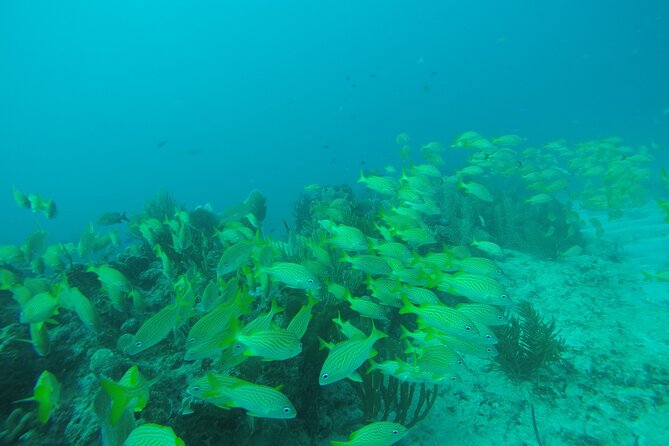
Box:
[414,207,669,446]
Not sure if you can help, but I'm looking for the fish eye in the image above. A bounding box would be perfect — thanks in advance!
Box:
[298,343,302,350]
[135,341,142,347]
[485,334,492,340]
[321,373,329,380]
[223,263,228,267]
[308,279,314,283]
[283,407,291,413]
[392,429,399,435]
[450,375,457,381]
[487,347,493,353]
[465,325,472,331]
[496,269,502,274]
[188,337,196,343]
[501,294,507,300]
[193,386,200,392]
[458,359,464,365]
[235,343,242,350]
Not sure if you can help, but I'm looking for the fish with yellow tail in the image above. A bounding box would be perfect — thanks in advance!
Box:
[358,170,398,196]
[12,187,57,219]
[399,296,480,338]
[331,421,408,446]
[319,322,387,385]
[471,238,504,258]
[117,303,181,355]
[286,292,318,339]
[259,262,321,290]
[99,365,151,425]
[14,370,60,424]
[19,291,59,324]
[642,270,669,282]
[434,272,510,306]
[457,178,493,202]
[193,373,297,419]
[319,220,370,251]
[227,318,303,361]
[124,423,185,446]
[216,238,256,277]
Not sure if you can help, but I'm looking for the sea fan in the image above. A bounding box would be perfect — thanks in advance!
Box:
[492,299,566,381]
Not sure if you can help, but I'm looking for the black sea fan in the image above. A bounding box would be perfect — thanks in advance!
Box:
[492,299,566,381]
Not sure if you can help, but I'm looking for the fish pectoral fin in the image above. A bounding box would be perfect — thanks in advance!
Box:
[347,371,363,382]
[213,401,234,410]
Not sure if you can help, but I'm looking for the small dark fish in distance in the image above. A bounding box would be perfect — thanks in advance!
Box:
[156,140,168,148]
[97,212,130,226]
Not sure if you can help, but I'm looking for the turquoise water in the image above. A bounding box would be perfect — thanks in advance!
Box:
[1,2,668,445]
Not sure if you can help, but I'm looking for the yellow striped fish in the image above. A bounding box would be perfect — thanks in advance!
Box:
[241,298,284,335]
[232,327,302,361]
[203,374,297,419]
[287,293,318,339]
[399,297,479,339]
[358,170,397,196]
[324,223,370,251]
[370,240,412,262]
[184,331,230,361]
[14,370,60,424]
[187,373,240,402]
[19,292,59,324]
[99,365,151,425]
[331,421,408,446]
[216,239,255,277]
[455,303,508,326]
[319,324,387,385]
[436,272,510,306]
[186,292,252,348]
[440,334,498,359]
[346,296,388,321]
[331,314,366,340]
[119,303,180,355]
[124,423,185,446]
[28,322,50,356]
[400,286,439,305]
[452,257,502,277]
[342,254,392,276]
[260,262,321,290]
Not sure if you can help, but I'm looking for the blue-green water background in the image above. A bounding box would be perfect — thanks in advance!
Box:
[1,0,668,243]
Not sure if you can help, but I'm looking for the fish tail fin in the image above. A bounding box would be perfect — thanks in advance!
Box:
[398,295,417,315]
[269,298,284,317]
[221,316,241,348]
[99,378,130,425]
[318,337,333,351]
[357,169,366,183]
[370,321,388,341]
[339,252,352,263]
[306,291,319,308]
[641,271,653,281]
[121,212,129,222]
[399,324,412,339]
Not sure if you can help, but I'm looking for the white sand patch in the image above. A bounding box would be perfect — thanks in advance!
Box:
[410,210,669,445]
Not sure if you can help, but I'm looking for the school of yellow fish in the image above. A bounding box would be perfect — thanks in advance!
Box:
[1,130,665,445]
